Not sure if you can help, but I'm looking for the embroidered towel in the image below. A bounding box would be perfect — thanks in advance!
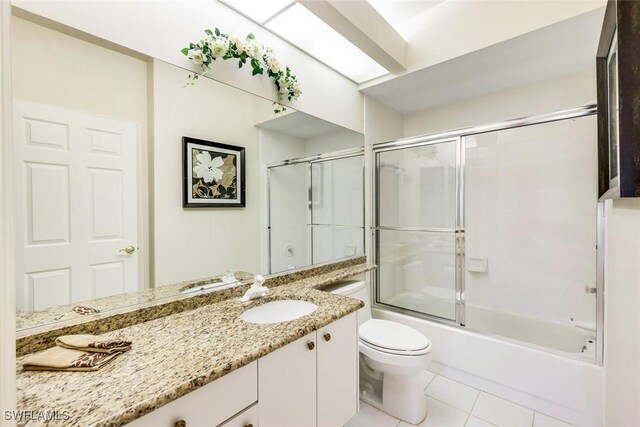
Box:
[55,334,132,354]
[22,347,124,372]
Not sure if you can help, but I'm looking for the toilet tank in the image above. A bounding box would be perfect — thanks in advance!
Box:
[323,280,371,325]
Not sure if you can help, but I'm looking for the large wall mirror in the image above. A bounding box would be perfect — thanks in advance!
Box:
[12,13,364,331]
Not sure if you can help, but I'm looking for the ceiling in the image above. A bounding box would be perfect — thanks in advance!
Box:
[255,111,347,139]
[360,8,605,114]
[219,0,391,83]
[368,0,445,31]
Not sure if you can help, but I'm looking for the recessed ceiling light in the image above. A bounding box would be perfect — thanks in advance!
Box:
[266,3,389,83]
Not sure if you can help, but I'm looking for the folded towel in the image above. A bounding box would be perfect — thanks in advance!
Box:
[22,347,124,372]
[55,334,132,354]
[53,306,101,322]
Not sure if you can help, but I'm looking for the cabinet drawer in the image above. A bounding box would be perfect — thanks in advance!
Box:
[219,403,259,427]
[129,361,258,427]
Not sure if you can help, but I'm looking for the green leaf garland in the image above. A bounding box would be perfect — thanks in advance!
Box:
[182,27,301,113]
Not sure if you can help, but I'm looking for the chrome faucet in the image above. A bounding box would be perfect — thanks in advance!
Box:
[239,275,268,303]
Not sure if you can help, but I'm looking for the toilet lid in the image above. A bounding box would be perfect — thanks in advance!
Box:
[359,319,431,352]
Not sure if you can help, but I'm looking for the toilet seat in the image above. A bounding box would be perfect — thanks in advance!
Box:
[360,339,431,356]
[359,319,431,356]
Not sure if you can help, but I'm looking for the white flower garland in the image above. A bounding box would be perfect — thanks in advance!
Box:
[182,28,301,113]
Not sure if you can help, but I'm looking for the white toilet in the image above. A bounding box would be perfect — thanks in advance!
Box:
[326,280,432,424]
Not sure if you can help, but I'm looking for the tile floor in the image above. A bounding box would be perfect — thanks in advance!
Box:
[345,370,574,427]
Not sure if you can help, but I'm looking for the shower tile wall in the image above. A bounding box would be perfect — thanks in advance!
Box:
[464,116,598,324]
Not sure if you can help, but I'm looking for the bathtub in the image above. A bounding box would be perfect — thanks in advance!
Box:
[465,303,596,358]
[384,289,596,358]
[372,307,603,426]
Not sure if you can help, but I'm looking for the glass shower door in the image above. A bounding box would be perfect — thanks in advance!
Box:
[311,155,365,264]
[375,139,461,322]
[269,163,310,274]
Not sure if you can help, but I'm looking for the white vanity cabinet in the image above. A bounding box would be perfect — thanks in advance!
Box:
[317,313,359,427]
[128,312,358,427]
[259,312,358,427]
[128,361,258,427]
[258,331,317,427]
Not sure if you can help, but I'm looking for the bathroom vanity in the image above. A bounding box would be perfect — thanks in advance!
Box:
[15,263,370,427]
[129,312,357,427]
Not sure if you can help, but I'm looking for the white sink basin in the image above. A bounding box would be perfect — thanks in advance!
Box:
[240,300,318,324]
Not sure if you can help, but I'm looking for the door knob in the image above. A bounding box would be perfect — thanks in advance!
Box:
[119,245,136,255]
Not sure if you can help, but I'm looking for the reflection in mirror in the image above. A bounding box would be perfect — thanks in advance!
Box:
[12,14,364,331]
[257,112,365,274]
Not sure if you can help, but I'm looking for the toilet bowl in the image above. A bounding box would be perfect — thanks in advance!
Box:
[325,280,432,425]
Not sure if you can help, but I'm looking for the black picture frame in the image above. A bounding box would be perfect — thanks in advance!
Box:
[182,136,246,208]
[596,0,640,199]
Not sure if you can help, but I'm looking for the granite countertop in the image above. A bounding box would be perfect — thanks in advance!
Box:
[16,271,368,427]
[16,272,256,331]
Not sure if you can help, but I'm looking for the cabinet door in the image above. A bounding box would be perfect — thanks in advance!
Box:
[258,332,317,427]
[317,312,358,427]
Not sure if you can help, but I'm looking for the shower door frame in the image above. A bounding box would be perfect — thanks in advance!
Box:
[265,147,365,275]
[373,136,466,326]
[371,104,604,364]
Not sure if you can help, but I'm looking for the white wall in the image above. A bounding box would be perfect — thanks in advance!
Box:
[304,129,364,156]
[604,199,640,426]
[404,68,596,137]
[0,0,16,422]
[11,17,148,125]
[11,0,364,134]
[259,128,305,165]
[152,59,266,285]
[387,1,605,77]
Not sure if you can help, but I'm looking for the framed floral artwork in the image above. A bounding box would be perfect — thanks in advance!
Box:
[182,137,246,207]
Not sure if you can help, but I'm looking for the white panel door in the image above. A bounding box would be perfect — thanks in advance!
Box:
[14,101,139,312]
[258,332,317,427]
[317,312,358,427]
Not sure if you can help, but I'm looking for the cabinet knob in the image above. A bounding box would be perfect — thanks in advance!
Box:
[307,341,315,350]
[175,420,186,427]
[323,333,331,342]
[246,424,254,427]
